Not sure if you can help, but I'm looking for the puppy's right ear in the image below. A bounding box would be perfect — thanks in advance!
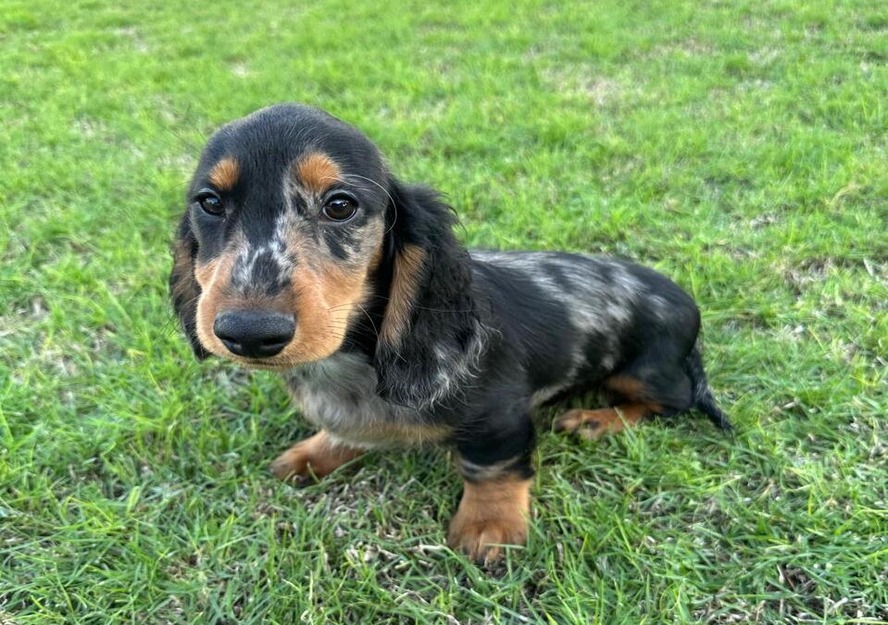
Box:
[169,213,210,359]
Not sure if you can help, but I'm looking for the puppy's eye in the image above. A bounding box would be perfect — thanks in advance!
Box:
[322,196,358,222]
[196,191,224,217]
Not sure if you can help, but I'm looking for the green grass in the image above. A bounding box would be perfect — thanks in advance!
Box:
[1,0,886,622]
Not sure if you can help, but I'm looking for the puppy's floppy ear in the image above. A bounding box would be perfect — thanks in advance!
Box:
[374,178,489,410]
[169,213,210,359]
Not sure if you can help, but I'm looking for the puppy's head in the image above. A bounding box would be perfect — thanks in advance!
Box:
[170,104,390,368]
[171,103,488,409]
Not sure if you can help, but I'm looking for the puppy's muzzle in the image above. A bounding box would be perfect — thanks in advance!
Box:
[213,310,295,358]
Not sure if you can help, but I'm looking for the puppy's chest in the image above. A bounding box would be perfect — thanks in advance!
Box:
[283,353,448,448]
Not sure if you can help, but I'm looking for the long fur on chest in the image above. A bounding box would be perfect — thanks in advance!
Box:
[283,352,449,449]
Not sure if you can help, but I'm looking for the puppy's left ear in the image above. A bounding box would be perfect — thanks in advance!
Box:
[374,178,490,411]
[169,213,210,359]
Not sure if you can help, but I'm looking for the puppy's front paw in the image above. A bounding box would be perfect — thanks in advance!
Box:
[270,431,363,482]
[448,510,528,564]
[447,476,531,563]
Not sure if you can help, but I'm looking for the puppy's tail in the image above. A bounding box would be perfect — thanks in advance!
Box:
[684,340,733,433]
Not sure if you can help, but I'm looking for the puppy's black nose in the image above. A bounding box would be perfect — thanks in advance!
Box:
[213,310,295,358]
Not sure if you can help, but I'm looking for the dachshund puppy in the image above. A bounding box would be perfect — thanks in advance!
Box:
[170,103,731,563]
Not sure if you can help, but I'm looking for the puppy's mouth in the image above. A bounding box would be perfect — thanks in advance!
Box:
[216,350,301,371]
[236,357,291,370]
[220,347,337,371]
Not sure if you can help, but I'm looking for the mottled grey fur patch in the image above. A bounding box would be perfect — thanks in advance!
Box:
[284,352,439,448]
[471,251,642,329]
[426,317,491,408]
[471,251,653,400]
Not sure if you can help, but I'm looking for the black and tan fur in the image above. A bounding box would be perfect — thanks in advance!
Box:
[170,103,731,563]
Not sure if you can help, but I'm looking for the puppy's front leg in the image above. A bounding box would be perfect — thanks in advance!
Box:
[448,420,535,563]
[270,430,364,482]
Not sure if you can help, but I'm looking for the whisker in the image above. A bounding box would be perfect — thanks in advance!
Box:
[342,173,395,206]
[352,303,379,339]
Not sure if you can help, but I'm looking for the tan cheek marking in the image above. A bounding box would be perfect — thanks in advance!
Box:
[294,152,341,195]
[447,476,532,562]
[193,253,239,356]
[273,218,384,366]
[278,263,369,362]
[193,259,219,290]
[380,244,426,345]
[207,157,240,191]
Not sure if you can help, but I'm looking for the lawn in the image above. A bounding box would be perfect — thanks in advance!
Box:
[1,0,886,623]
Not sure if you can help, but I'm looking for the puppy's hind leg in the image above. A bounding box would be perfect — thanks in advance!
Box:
[556,343,732,439]
[554,370,669,439]
[555,402,655,440]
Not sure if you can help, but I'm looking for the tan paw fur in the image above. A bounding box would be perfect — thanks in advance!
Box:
[447,476,531,563]
[269,431,363,482]
[555,405,650,440]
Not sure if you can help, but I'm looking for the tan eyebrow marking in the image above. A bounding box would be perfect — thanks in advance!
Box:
[294,152,341,194]
[207,157,240,191]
